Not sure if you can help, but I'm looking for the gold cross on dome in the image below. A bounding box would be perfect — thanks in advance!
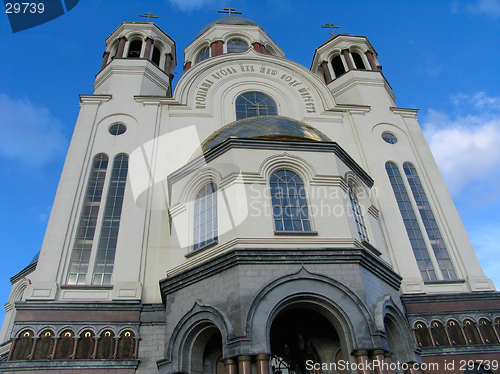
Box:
[322,22,339,36]
[139,12,158,22]
[218,7,242,16]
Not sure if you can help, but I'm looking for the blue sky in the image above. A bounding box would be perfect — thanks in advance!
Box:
[1,0,499,319]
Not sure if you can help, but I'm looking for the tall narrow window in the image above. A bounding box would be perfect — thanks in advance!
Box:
[331,55,346,77]
[235,92,277,120]
[403,162,457,280]
[67,154,108,285]
[92,154,128,285]
[348,186,369,242]
[227,38,248,53]
[270,170,311,232]
[194,183,218,251]
[385,162,437,281]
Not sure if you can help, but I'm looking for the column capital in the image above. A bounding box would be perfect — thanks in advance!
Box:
[237,355,252,362]
[353,349,369,357]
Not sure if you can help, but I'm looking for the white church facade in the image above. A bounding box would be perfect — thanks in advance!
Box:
[0,12,499,374]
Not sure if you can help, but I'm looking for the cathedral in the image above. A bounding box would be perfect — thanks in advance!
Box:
[0,10,499,374]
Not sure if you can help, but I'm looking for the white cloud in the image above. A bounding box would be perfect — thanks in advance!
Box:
[0,94,68,167]
[477,0,500,17]
[168,0,216,12]
[423,109,500,197]
[468,225,500,290]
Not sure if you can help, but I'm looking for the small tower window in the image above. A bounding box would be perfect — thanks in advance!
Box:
[331,55,346,77]
[227,38,248,53]
[127,40,142,58]
[235,92,277,120]
[352,52,366,69]
[196,46,210,63]
[152,46,161,66]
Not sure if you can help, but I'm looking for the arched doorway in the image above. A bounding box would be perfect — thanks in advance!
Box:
[190,325,224,374]
[270,307,344,374]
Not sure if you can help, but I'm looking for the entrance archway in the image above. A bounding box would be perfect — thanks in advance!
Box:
[270,307,344,374]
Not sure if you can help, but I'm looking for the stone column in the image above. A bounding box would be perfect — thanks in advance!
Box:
[164,53,173,74]
[384,352,394,374]
[116,36,127,58]
[113,336,119,359]
[71,337,78,359]
[252,42,264,54]
[341,49,354,70]
[224,358,238,374]
[353,350,372,374]
[256,354,270,374]
[320,61,333,83]
[371,350,386,374]
[365,51,378,70]
[50,337,58,359]
[28,337,38,360]
[100,51,110,70]
[211,40,224,57]
[7,338,17,361]
[144,37,154,60]
[183,61,192,73]
[133,337,140,358]
[237,355,252,374]
[91,337,99,359]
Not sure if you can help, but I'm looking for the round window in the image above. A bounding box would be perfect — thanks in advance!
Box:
[382,132,397,144]
[109,123,127,136]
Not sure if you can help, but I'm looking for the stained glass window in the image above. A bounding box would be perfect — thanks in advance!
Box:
[349,186,369,242]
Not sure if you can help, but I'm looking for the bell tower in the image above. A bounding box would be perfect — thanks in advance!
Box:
[96,21,176,97]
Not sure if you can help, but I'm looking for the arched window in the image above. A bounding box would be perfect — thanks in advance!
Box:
[479,318,499,344]
[235,92,277,120]
[152,46,161,66]
[413,322,432,347]
[196,46,210,63]
[127,40,142,57]
[352,52,366,69]
[348,186,369,242]
[463,319,482,344]
[33,330,54,359]
[430,321,450,346]
[76,330,95,359]
[270,170,311,232]
[10,330,34,360]
[194,183,218,251]
[227,38,248,53]
[331,55,346,78]
[67,154,109,285]
[92,154,128,285]
[55,330,74,359]
[385,162,437,281]
[448,320,466,345]
[403,162,457,280]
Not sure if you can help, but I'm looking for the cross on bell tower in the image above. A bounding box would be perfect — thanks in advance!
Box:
[322,22,339,36]
[218,7,242,16]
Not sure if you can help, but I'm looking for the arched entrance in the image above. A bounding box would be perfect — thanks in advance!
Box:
[270,306,345,374]
[190,325,224,374]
